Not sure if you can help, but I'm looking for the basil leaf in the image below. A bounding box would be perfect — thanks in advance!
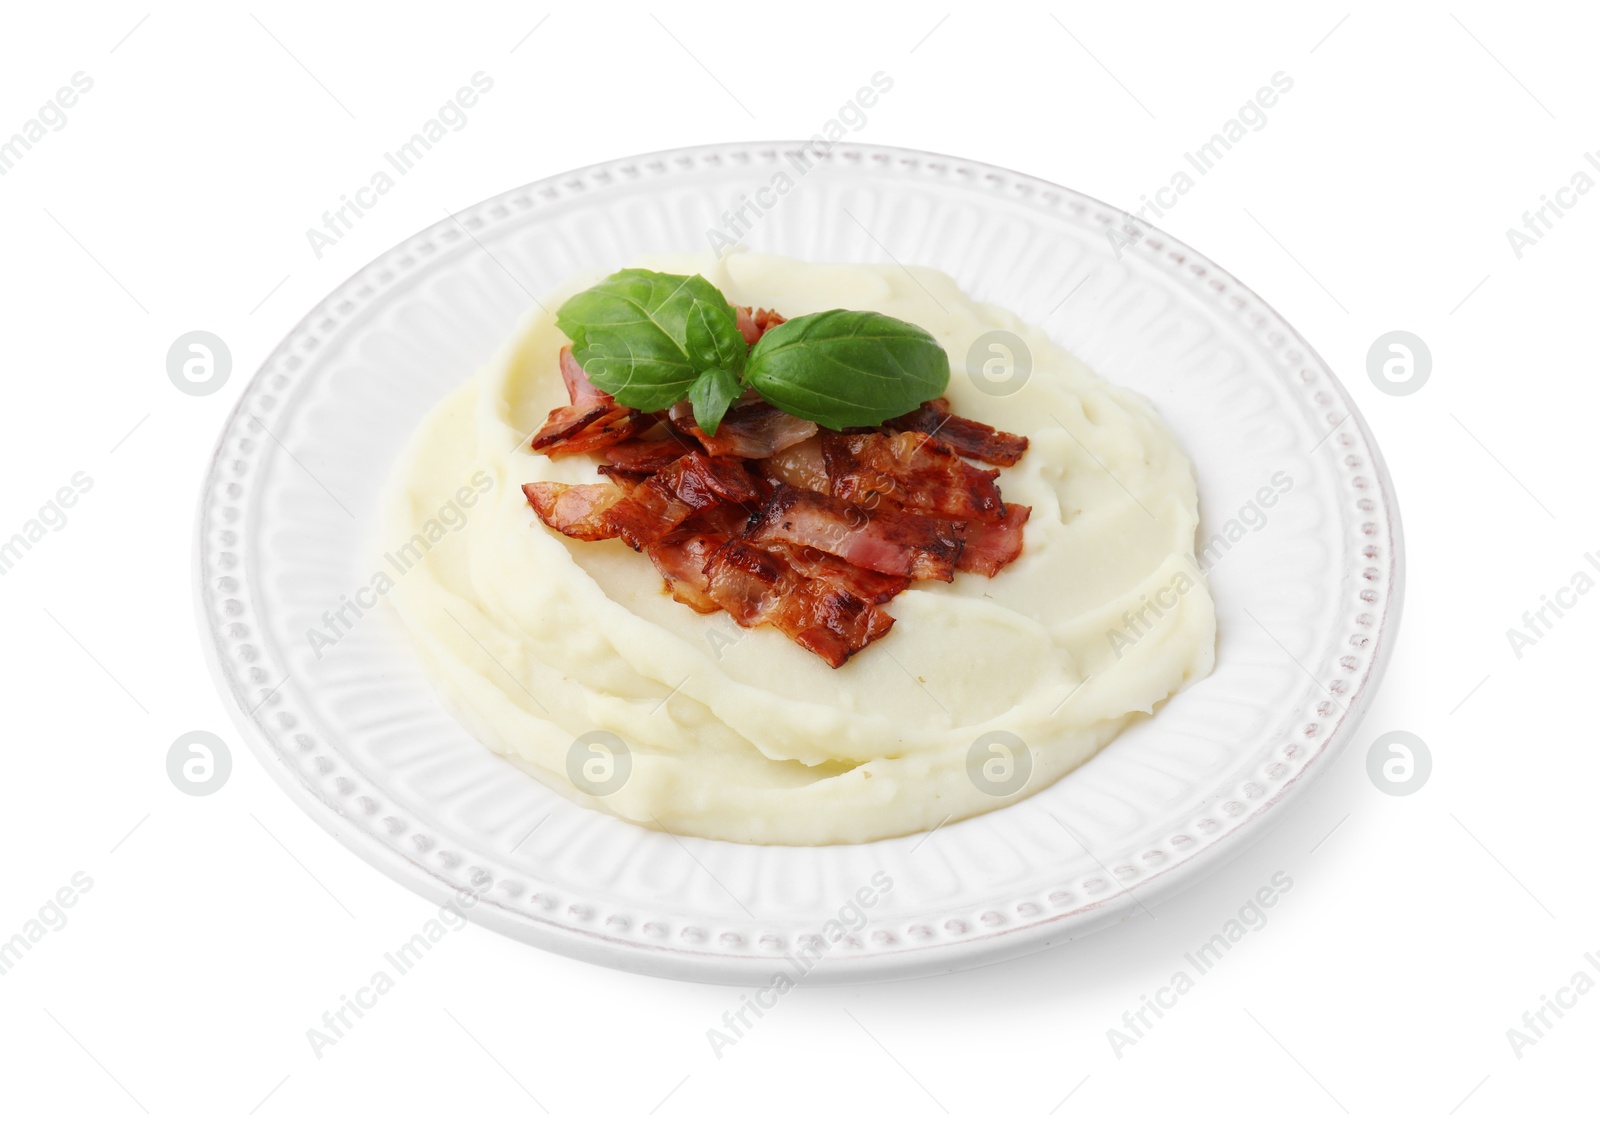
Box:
[744,309,951,429]
[568,327,694,411]
[688,367,741,435]
[685,296,746,377]
[555,269,744,411]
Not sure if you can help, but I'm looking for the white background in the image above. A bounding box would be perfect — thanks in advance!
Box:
[1,1,1593,1124]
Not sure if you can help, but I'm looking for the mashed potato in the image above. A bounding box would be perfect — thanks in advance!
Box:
[381,252,1215,845]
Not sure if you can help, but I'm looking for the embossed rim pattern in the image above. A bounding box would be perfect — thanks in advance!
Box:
[194,142,1403,983]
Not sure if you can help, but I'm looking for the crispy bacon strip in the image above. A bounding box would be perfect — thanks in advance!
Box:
[531,402,645,456]
[681,500,760,538]
[735,307,760,346]
[821,431,1004,524]
[604,453,761,550]
[603,482,696,550]
[532,348,648,455]
[660,452,762,509]
[643,503,754,611]
[748,484,965,582]
[643,502,748,607]
[602,437,691,474]
[886,398,1028,467]
[670,400,818,459]
[735,306,788,346]
[526,455,758,548]
[956,504,1031,577]
[702,538,893,667]
[763,541,909,604]
[596,464,651,487]
[559,345,606,407]
[647,531,729,613]
[522,482,625,541]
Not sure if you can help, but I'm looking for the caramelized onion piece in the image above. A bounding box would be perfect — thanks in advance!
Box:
[759,435,830,494]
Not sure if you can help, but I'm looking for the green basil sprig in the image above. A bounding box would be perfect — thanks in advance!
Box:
[555,268,949,435]
[744,309,950,430]
[554,269,746,415]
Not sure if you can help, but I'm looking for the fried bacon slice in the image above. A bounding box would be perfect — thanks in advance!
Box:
[531,347,648,455]
[603,453,761,550]
[956,504,1031,577]
[521,482,625,541]
[531,402,645,456]
[762,541,909,604]
[701,538,893,667]
[735,306,788,346]
[886,398,1028,467]
[596,464,652,487]
[559,345,606,407]
[526,455,759,549]
[602,479,705,551]
[597,436,697,486]
[659,452,763,509]
[642,504,752,612]
[821,431,1004,524]
[602,437,690,475]
[646,531,728,614]
[669,400,818,459]
[748,484,966,582]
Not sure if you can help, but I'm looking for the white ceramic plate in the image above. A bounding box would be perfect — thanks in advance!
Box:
[195,142,1403,983]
